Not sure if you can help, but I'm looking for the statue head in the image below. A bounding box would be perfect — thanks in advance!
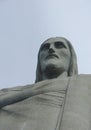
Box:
[35,37,78,82]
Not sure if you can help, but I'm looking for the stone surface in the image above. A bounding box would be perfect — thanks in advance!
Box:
[0,78,68,130]
[0,75,91,129]
[60,74,91,130]
[0,37,88,130]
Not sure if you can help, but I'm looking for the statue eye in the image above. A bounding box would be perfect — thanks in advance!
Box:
[55,42,66,49]
[40,43,50,50]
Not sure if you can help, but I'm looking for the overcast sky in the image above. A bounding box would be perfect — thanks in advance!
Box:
[0,0,91,88]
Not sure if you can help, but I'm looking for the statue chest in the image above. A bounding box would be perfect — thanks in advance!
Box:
[0,91,65,130]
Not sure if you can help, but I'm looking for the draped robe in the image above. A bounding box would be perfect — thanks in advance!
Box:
[0,74,91,130]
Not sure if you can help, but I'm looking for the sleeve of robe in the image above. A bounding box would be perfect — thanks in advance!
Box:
[0,75,90,130]
[0,77,69,130]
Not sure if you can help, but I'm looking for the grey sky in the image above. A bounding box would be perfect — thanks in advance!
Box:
[0,0,91,88]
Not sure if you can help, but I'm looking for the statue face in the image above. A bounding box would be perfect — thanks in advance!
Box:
[39,37,71,75]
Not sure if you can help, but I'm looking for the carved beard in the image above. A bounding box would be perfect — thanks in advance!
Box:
[43,64,64,79]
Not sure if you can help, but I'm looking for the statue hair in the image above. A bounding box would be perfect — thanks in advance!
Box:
[35,37,78,83]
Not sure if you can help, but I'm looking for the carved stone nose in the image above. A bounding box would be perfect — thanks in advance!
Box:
[48,48,55,53]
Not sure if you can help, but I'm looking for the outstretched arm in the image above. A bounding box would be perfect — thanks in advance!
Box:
[0,78,68,108]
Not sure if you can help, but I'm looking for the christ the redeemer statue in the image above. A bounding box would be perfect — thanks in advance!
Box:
[0,37,90,130]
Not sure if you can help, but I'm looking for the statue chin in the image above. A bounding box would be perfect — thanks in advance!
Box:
[44,64,57,73]
[43,64,64,79]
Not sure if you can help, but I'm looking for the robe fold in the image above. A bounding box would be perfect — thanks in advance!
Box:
[0,74,90,130]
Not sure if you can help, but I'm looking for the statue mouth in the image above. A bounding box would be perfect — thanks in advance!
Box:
[46,54,59,59]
